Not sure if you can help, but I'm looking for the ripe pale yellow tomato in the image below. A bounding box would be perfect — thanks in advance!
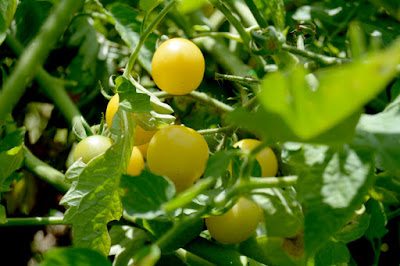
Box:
[127,146,145,176]
[234,139,278,177]
[147,125,209,192]
[105,93,157,146]
[205,197,262,244]
[73,135,113,164]
[151,38,205,95]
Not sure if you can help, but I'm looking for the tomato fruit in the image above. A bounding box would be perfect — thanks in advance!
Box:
[151,38,205,95]
[127,146,145,176]
[234,139,278,177]
[106,93,157,145]
[73,135,113,164]
[136,142,149,159]
[147,125,209,192]
[205,197,262,244]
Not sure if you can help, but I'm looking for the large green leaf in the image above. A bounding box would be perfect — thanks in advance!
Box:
[109,3,157,73]
[120,170,175,220]
[314,241,350,266]
[354,93,400,174]
[60,111,135,256]
[258,39,400,139]
[40,247,111,266]
[0,0,17,44]
[116,77,153,114]
[282,143,375,256]
[251,187,303,238]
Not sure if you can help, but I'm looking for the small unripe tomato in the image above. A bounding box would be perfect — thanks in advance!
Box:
[127,146,145,176]
[105,93,157,146]
[205,197,262,244]
[151,38,205,95]
[147,125,209,192]
[73,135,113,164]
[234,139,278,177]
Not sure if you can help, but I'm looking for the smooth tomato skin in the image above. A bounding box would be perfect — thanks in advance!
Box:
[127,146,145,176]
[147,125,209,192]
[106,94,157,146]
[73,135,113,164]
[205,197,262,244]
[234,139,278,177]
[151,38,205,95]
[136,142,149,159]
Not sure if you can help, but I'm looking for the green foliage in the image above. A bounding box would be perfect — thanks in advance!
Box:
[120,171,175,220]
[116,77,153,113]
[40,247,111,266]
[253,0,286,30]
[0,0,17,44]
[109,3,157,73]
[314,240,350,266]
[60,111,135,256]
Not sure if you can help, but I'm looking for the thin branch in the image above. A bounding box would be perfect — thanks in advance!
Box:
[0,217,66,227]
[215,73,260,85]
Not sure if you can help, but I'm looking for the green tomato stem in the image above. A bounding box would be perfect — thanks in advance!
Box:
[281,44,351,66]
[184,237,265,266]
[192,32,242,42]
[197,126,234,135]
[0,216,66,227]
[23,146,71,193]
[215,73,261,85]
[123,0,176,77]
[0,0,84,125]
[242,0,268,28]
[154,91,234,113]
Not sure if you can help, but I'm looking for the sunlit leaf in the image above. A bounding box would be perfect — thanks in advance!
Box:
[0,0,17,44]
[41,247,111,266]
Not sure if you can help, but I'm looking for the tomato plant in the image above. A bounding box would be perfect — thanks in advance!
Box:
[205,197,262,244]
[106,93,157,145]
[151,38,205,95]
[147,125,209,192]
[234,139,278,177]
[73,135,113,164]
[126,146,145,176]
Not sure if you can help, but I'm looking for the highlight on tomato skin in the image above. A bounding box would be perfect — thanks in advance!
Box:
[234,139,278,178]
[205,197,263,244]
[151,38,205,95]
[73,135,113,164]
[146,125,209,192]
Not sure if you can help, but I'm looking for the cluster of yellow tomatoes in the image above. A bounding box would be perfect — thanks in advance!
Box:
[73,38,279,245]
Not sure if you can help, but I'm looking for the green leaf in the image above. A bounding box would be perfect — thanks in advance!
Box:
[116,78,153,113]
[40,247,111,266]
[258,39,400,139]
[177,0,207,14]
[354,93,400,174]
[133,244,161,266]
[120,170,175,220]
[0,129,25,192]
[139,0,161,13]
[109,3,157,73]
[334,210,371,243]
[60,111,135,256]
[109,225,148,266]
[23,102,54,144]
[283,144,375,255]
[369,0,400,21]
[0,0,17,44]
[227,106,360,144]
[364,199,388,241]
[251,187,303,238]
[0,204,5,223]
[314,241,350,266]
[253,0,286,30]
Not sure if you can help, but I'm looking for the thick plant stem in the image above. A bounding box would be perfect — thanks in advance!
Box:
[185,237,265,266]
[0,0,84,124]
[23,146,70,193]
[0,216,66,226]
[243,0,268,28]
[123,0,176,77]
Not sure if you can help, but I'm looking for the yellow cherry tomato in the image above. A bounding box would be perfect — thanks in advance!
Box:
[73,135,113,164]
[205,197,262,244]
[105,93,157,146]
[147,125,209,192]
[151,38,205,95]
[127,146,145,176]
[234,139,278,177]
